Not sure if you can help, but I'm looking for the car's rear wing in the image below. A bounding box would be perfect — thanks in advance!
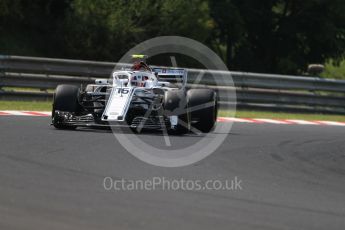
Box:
[152,68,187,85]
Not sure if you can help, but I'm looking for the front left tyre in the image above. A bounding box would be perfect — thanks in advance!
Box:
[52,84,81,129]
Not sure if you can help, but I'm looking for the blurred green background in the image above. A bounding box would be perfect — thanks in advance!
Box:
[1,0,345,76]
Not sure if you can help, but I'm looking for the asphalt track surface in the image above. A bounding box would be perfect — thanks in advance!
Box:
[0,116,344,230]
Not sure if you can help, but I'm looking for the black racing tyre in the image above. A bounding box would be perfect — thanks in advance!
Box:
[163,89,190,135]
[52,84,81,129]
[187,89,218,133]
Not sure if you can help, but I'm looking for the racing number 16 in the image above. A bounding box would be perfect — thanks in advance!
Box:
[117,88,129,94]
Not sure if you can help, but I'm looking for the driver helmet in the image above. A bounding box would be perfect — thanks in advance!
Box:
[131,61,150,71]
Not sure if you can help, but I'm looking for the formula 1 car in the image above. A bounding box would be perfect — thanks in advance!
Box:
[52,55,218,134]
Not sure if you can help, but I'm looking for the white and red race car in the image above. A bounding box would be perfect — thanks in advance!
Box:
[52,55,218,134]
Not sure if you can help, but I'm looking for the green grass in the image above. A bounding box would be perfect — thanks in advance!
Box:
[3,87,55,93]
[321,60,345,79]
[0,100,345,121]
[219,110,345,122]
[0,100,52,111]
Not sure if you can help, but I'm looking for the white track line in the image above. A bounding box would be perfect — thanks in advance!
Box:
[315,121,345,126]
[1,111,50,116]
[285,119,320,125]
[1,111,345,127]
[252,119,291,124]
[217,117,254,123]
[3,111,32,116]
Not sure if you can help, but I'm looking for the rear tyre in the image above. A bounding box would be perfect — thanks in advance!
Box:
[163,89,190,135]
[187,89,218,133]
[52,84,81,129]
